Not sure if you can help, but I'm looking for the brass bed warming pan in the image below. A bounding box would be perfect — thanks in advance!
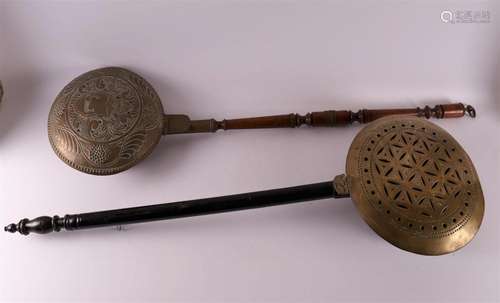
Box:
[8,116,484,255]
[48,67,475,175]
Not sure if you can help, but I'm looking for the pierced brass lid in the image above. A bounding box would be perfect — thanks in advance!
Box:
[48,67,164,175]
[346,116,484,255]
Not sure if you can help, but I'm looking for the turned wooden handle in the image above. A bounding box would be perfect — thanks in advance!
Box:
[221,103,472,129]
[163,103,475,134]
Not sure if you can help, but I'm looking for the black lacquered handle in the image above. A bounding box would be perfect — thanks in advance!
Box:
[5,180,347,236]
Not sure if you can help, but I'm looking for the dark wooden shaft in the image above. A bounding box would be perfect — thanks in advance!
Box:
[163,103,474,134]
[5,181,344,236]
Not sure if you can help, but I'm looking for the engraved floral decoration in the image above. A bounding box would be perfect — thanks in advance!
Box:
[67,76,141,142]
[48,67,164,175]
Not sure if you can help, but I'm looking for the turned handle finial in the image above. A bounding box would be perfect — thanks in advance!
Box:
[4,223,18,233]
[4,216,65,235]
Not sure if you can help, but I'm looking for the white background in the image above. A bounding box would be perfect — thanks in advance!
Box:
[1,1,499,302]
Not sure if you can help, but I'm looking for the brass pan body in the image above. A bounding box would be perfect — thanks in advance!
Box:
[346,116,484,255]
[48,67,164,175]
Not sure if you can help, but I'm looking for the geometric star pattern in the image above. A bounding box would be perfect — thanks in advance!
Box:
[359,124,474,235]
[375,131,464,218]
[347,116,485,254]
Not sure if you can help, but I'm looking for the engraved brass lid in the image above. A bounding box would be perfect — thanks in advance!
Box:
[346,116,484,255]
[48,67,164,175]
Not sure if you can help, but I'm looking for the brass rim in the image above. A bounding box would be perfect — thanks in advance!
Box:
[48,67,164,175]
[346,116,484,255]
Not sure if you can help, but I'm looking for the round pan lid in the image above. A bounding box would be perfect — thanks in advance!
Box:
[48,67,164,175]
[346,116,484,255]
